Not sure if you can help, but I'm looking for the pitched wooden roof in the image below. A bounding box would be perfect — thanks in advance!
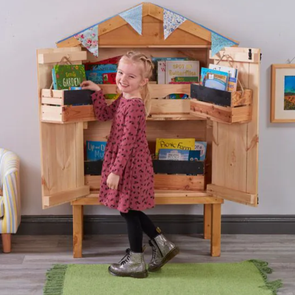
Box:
[56,2,238,48]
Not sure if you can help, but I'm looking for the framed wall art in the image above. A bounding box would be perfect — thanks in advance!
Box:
[271,64,295,122]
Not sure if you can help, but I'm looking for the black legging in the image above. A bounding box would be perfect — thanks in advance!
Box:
[120,210,160,253]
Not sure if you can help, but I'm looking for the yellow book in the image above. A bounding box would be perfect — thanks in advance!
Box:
[155,138,195,158]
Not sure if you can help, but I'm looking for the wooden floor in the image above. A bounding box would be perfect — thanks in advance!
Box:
[0,234,294,295]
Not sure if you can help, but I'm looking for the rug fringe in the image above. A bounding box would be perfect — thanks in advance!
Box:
[43,264,68,295]
[249,259,283,295]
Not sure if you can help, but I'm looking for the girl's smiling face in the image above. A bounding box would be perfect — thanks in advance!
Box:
[116,60,148,99]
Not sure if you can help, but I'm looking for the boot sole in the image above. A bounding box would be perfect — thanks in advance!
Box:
[108,266,148,278]
[148,246,180,272]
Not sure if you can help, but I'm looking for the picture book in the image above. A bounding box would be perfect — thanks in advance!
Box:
[209,64,238,91]
[159,149,190,161]
[157,61,166,84]
[200,68,229,91]
[86,69,117,84]
[189,150,201,161]
[86,141,107,161]
[152,57,188,82]
[171,76,199,83]
[52,65,86,90]
[166,61,200,84]
[169,94,189,99]
[195,141,207,161]
[103,72,116,84]
[155,138,195,158]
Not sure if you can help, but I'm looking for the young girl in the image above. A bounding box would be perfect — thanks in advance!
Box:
[81,52,179,278]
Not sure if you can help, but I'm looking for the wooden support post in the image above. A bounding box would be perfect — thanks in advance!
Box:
[211,203,221,257]
[1,234,11,253]
[203,204,212,240]
[73,205,83,258]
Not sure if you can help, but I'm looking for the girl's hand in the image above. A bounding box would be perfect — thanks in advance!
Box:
[107,172,120,190]
[81,80,101,91]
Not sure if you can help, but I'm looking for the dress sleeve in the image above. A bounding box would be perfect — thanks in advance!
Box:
[91,90,120,121]
[111,100,145,177]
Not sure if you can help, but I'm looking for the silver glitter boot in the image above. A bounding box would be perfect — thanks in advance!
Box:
[108,249,148,278]
[148,234,179,272]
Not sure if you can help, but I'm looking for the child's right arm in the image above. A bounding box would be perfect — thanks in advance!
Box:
[81,81,120,121]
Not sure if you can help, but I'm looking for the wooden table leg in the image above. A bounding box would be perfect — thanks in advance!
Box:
[1,233,11,253]
[73,205,83,258]
[203,204,212,240]
[211,203,221,257]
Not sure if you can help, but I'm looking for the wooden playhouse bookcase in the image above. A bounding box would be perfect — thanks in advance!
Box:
[37,3,260,258]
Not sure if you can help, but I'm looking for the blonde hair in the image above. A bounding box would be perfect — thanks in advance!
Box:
[118,51,154,116]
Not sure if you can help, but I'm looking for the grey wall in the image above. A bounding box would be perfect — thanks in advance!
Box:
[1,0,295,216]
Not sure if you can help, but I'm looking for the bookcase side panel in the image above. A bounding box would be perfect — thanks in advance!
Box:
[210,47,260,206]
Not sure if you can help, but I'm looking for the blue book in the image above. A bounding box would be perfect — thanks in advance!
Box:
[86,70,117,84]
[189,150,201,161]
[159,149,190,161]
[86,141,107,161]
[195,141,207,161]
[200,68,229,91]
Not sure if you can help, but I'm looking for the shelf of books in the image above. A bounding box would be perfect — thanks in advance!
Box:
[40,51,253,124]
[83,138,210,198]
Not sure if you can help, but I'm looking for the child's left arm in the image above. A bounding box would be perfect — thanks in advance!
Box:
[110,101,145,177]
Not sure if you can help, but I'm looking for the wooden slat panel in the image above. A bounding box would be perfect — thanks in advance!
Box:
[71,191,224,205]
[246,60,260,195]
[231,106,252,123]
[99,84,191,99]
[43,186,89,207]
[62,105,96,123]
[85,174,204,191]
[151,99,190,114]
[40,120,88,208]
[212,122,248,192]
[41,106,62,122]
[41,97,63,106]
[154,174,204,191]
[231,89,253,107]
[146,120,206,142]
[86,48,208,70]
[207,184,257,206]
[84,120,206,143]
[210,47,260,63]
[56,37,81,48]
[38,51,87,64]
[210,47,260,205]
[75,123,85,187]
[99,17,210,47]
[42,89,64,98]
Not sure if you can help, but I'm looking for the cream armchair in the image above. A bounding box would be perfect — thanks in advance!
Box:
[0,148,21,253]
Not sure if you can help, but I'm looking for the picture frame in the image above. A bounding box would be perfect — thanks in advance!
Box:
[271,64,295,122]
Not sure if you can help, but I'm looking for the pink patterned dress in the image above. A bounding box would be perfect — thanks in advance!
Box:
[91,91,155,213]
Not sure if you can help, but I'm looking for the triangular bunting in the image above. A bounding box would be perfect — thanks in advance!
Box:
[163,9,186,39]
[211,32,236,57]
[119,4,142,35]
[75,25,99,57]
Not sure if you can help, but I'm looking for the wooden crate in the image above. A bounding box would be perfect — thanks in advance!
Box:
[41,89,95,123]
[190,84,253,124]
[41,84,200,123]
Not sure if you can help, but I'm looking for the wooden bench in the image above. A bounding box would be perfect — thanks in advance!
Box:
[71,190,223,258]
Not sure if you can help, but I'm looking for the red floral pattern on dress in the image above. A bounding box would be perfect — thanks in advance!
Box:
[91,90,155,213]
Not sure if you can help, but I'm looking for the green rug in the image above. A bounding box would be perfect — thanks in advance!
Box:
[44,260,282,295]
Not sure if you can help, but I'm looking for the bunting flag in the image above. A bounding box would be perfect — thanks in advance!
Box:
[74,25,99,57]
[163,9,186,39]
[211,32,236,57]
[119,4,142,35]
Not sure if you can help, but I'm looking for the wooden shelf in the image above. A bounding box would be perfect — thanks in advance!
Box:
[71,190,224,205]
